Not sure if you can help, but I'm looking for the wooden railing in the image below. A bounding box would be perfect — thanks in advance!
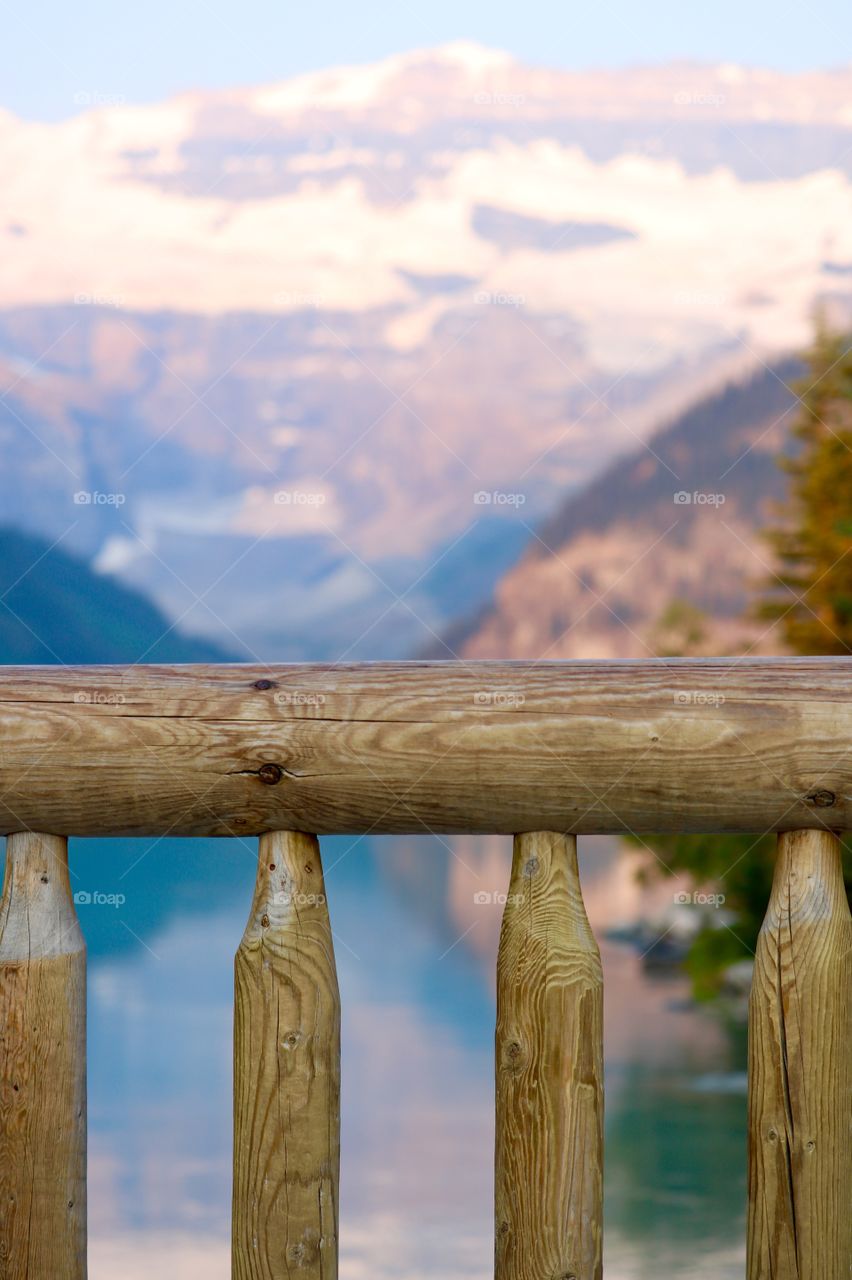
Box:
[0,659,849,1279]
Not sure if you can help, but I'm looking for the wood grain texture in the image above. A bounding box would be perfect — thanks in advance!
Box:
[0,659,851,835]
[495,832,603,1280]
[232,832,340,1280]
[747,829,852,1280]
[0,832,86,1279]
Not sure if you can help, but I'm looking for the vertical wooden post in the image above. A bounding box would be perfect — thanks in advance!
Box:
[495,831,604,1280]
[232,831,340,1279]
[747,828,852,1280]
[0,832,87,1280]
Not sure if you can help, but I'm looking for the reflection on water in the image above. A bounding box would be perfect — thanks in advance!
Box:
[1,834,746,1278]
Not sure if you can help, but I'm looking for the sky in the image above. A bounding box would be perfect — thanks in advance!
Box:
[4,0,852,120]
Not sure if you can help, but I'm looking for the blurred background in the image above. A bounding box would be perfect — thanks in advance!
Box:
[3,1,852,1275]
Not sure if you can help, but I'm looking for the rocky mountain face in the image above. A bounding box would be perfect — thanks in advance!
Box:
[2,45,851,658]
[450,359,802,660]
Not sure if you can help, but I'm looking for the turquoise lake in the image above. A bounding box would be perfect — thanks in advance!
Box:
[4,833,747,1278]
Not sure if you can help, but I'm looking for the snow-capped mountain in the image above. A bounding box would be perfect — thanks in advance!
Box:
[2,45,851,658]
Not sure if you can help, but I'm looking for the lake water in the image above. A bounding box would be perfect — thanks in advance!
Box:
[3,833,747,1278]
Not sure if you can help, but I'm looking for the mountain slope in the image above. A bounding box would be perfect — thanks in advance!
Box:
[450,359,802,660]
[0,528,232,663]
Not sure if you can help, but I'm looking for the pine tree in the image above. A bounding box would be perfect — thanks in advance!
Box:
[635,326,852,997]
[760,321,852,653]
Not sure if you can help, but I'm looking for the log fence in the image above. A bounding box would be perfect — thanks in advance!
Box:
[0,659,849,1278]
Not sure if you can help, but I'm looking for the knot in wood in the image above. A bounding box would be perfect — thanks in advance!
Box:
[503,1039,527,1073]
[287,1240,314,1266]
[806,788,836,807]
[258,763,283,785]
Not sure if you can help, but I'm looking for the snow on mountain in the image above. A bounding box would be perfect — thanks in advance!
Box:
[3,47,852,351]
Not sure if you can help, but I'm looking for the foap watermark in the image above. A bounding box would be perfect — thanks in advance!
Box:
[673,490,725,507]
[73,90,127,108]
[474,490,526,507]
[673,90,727,107]
[274,490,326,506]
[74,490,126,506]
[473,90,527,108]
[674,890,726,908]
[473,690,526,708]
[473,890,525,906]
[73,890,126,908]
[74,291,124,309]
[673,690,725,708]
[73,690,126,705]
[673,288,728,308]
[474,290,525,308]
[274,691,326,707]
[272,891,326,907]
[274,289,326,308]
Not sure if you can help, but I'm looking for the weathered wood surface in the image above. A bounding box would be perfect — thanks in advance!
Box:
[747,829,852,1280]
[495,832,603,1280]
[232,831,340,1279]
[0,832,87,1279]
[0,659,851,835]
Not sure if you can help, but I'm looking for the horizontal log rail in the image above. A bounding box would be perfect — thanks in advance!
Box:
[0,658,852,835]
[0,659,850,1279]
